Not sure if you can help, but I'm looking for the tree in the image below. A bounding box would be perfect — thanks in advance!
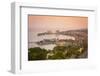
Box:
[28,47,47,60]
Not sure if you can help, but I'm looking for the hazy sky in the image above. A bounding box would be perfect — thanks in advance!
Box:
[28,15,88,32]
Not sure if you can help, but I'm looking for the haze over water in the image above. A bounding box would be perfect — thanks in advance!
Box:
[28,15,88,50]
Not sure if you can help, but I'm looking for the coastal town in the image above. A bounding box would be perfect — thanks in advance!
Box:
[35,29,87,47]
[28,29,88,60]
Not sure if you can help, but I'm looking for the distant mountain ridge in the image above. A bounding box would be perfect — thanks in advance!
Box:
[37,29,88,36]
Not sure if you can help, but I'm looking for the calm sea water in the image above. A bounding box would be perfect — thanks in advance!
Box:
[28,32,75,50]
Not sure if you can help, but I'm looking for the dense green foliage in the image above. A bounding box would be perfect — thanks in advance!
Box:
[28,42,87,60]
[28,47,47,60]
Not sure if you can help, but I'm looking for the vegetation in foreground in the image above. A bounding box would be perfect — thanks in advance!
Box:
[28,42,87,61]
